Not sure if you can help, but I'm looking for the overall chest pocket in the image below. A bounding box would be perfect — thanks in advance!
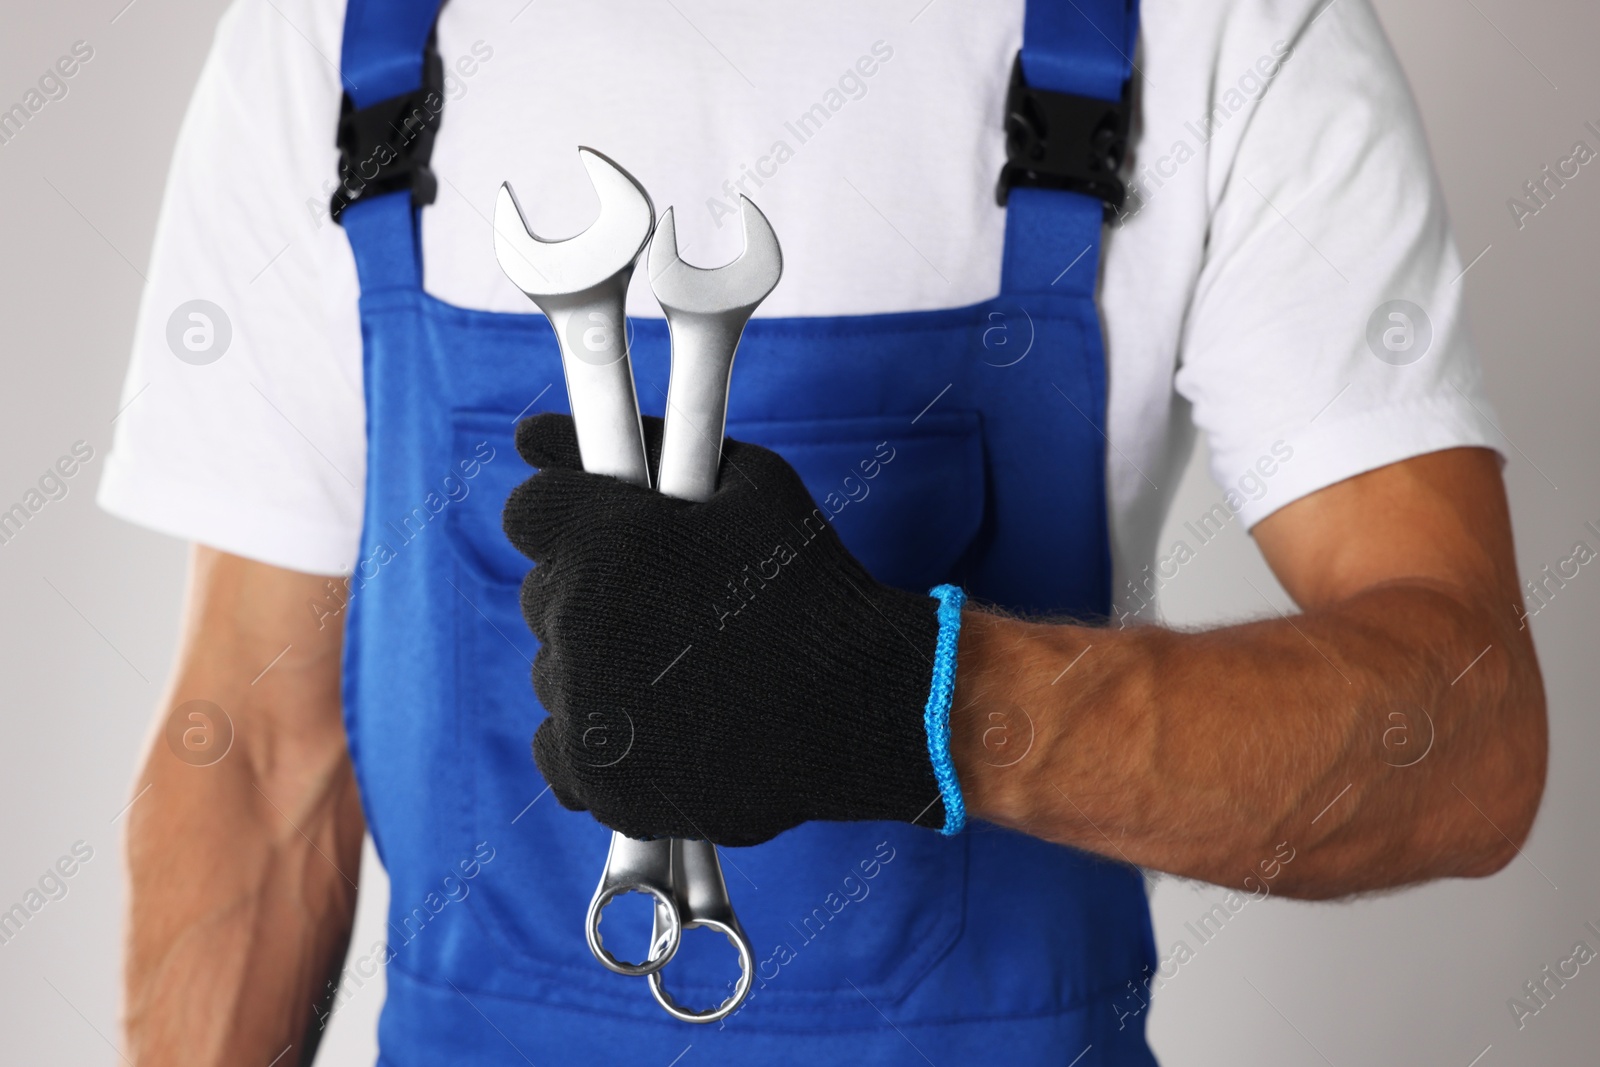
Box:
[445,406,984,1010]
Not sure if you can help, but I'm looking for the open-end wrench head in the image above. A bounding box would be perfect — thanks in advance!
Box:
[648,198,782,316]
[495,147,655,298]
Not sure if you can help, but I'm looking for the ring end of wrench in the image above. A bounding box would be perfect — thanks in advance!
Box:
[586,881,681,977]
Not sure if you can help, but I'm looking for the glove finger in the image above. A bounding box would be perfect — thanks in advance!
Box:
[515,412,583,470]
[517,412,666,474]
[715,435,804,497]
[517,563,555,642]
[530,642,567,721]
[532,717,588,813]
[713,437,830,547]
[502,466,626,560]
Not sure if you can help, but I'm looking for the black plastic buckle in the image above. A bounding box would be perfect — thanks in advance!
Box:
[330,47,444,224]
[996,53,1130,217]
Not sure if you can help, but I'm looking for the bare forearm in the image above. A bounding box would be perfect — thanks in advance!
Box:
[125,741,361,1061]
[124,549,363,1064]
[951,580,1546,898]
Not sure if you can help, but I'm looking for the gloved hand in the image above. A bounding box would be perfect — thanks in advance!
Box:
[502,413,960,847]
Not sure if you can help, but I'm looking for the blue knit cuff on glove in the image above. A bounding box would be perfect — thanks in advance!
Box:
[923,584,967,835]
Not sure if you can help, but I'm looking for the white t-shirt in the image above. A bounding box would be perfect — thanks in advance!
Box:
[99,0,1500,600]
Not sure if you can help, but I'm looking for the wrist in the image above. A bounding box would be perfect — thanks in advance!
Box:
[948,607,1013,823]
[949,609,1095,827]
[951,610,1165,854]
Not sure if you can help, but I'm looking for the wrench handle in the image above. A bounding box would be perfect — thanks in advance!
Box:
[657,311,751,503]
[529,282,679,978]
[638,304,761,1023]
[539,283,651,489]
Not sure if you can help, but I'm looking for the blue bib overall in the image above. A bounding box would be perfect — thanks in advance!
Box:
[337,2,1156,1063]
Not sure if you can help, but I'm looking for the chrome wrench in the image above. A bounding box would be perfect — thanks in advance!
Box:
[494,148,680,978]
[642,197,782,1023]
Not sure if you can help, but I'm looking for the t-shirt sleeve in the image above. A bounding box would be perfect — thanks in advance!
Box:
[1174,0,1502,529]
[96,0,365,575]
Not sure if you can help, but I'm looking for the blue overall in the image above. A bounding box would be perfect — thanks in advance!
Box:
[337,1,1156,1063]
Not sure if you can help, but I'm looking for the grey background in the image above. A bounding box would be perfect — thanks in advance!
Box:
[0,1,1595,1063]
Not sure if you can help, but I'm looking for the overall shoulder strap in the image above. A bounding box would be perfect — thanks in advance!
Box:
[341,0,449,106]
[331,0,1139,296]
[1021,0,1138,101]
[1001,0,1140,296]
[335,0,450,293]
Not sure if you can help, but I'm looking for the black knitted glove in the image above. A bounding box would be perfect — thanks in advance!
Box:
[502,413,948,847]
